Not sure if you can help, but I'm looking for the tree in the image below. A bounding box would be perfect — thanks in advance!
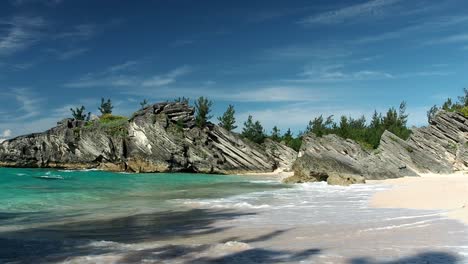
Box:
[175,97,190,104]
[271,126,281,142]
[458,88,468,107]
[195,96,213,128]
[70,106,90,121]
[98,98,113,115]
[218,104,237,131]
[241,115,265,144]
[442,98,453,111]
[306,115,333,137]
[283,128,293,142]
[140,99,149,110]
[427,105,439,123]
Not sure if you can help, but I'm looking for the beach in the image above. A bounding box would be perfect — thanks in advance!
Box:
[1,168,467,263]
[370,172,468,225]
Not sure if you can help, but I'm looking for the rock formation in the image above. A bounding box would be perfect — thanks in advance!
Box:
[286,111,468,183]
[0,102,296,174]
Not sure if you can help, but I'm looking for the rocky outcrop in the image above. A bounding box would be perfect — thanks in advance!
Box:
[263,139,297,171]
[287,111,468,183]
[0,102,296,174]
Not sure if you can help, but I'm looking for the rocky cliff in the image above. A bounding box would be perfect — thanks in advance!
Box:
[0,102,296,174]
[290,111,468,182]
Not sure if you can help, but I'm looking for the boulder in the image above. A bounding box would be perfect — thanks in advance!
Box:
[327,173,366,186]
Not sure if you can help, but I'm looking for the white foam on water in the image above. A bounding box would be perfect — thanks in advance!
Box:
[176,179,468,262]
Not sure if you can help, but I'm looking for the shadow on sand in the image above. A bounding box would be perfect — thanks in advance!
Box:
[0,208,322,263]
[0,209,463,264]
[349,252,460,264]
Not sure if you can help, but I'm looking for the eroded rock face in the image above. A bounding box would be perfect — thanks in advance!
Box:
[0,102,297,174]
[263,139,297,172]
[287,111,468,183]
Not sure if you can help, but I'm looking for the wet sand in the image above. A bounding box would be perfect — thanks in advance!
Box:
[370,172,468,225]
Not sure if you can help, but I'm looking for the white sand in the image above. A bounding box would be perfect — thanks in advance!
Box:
[370,172,468,224]
[240,169,293,181]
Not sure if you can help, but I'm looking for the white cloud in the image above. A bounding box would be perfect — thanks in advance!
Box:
[142,66,191,87]
[0,16,47,56]
[11,0,63,6]
[425,33,468,45]
[107,60,139,73]
[298,64,394,82]
[55,24,96,40]
[66,65,192,89]
[12,88,43,120]
[300,0,400,25]
[265,45,352,60]
[1,129,12,137]
[354,15,468,44]
[57,48,89,60]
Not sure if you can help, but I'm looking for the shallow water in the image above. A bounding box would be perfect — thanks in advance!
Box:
[0,168,467,263]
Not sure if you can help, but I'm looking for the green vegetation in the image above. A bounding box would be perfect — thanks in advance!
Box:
[175,97,190,104]
[304,102,411,149]
[195,96,213,128]
[270,126,281,142]
[242,115,266,144]
[428,88,468,120]
[70,106,91,121]
[85,114,128,137]
[281,128,302,151]
[98,98,114,115]
[218,104,237,131]
[140,99,149,110]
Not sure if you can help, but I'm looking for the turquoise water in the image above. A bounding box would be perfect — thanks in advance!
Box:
[0,168,285,226]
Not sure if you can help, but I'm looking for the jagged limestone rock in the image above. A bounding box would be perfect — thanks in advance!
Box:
[263,139,297,171]
[0,102,297,174]
[287,110,468,183]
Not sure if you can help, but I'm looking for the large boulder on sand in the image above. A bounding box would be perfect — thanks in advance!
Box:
[327,173,366,186]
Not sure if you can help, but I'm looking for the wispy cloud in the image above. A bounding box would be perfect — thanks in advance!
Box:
[55,24,96,40]
[0,16,47,56]
[289,64,453,83]
[298,64,393,82]
[107,61,139,73]
[265,45,352,60]
[354,15,468,44]
[299,0,400,25]
[0,88,43,121]
[142,66,192,87]
[424,33,468,45]
[59,48,89,60]
[65,65,192,88]
[11,0,63,6]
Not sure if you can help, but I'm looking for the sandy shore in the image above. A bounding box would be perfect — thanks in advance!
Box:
[239,169,293,181]
[370,172,468,224]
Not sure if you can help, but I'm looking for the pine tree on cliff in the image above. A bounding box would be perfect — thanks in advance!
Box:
[271,126,281,142]
[98,98,113,115]
[195,96,213,128]
[218,104,237,131]
[70,106,91,121]
[242,115,265,144]
[140,99,149,110]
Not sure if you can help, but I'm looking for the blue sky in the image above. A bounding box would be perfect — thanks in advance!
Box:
[1,0,468,140]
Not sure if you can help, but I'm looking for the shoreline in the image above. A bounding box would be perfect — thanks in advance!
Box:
[369,171,468,225]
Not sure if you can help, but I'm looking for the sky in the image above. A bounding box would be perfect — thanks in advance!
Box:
[1,0,468,140]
